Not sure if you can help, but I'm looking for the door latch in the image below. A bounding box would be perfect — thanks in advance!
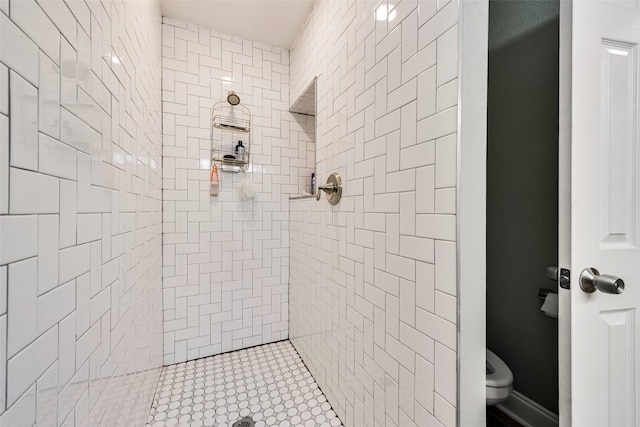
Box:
[559,268,570,290]
[546,266,570,289]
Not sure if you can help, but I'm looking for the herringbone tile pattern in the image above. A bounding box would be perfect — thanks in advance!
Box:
[289,1,459,426]
[0,0,163,425]
[161,19,315,366]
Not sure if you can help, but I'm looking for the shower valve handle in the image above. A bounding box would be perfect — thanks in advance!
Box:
[315,173,343,205]
[316,183,337,200]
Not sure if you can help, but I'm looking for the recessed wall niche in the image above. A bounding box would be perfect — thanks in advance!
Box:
[290,78,316,116]
[289,78,316,195]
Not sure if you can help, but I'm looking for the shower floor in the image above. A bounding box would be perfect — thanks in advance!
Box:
[146,340,344,427]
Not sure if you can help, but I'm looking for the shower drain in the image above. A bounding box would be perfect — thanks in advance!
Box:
[231,416,255,427]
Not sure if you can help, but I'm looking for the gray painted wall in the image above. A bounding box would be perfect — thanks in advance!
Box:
[487,0,560,414]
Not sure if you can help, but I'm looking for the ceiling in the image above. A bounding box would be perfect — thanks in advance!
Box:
[159,0,316,49]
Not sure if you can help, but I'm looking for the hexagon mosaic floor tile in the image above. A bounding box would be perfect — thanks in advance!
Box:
[147,340,344,427]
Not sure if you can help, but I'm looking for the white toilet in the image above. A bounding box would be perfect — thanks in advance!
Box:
[486,349,514,405]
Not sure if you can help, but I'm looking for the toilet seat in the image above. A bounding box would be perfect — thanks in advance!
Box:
[486,349,514,406]
[486,349,513,387]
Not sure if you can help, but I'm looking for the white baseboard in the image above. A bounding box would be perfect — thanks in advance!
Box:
[496,390,559,427]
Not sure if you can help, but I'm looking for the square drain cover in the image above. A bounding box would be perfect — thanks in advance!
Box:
[232,416,255,427]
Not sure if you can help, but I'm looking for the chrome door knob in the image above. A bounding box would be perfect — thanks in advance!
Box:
[579,267,625,294]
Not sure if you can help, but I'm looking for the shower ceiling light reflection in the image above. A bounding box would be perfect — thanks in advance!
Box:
[376,3,396,21]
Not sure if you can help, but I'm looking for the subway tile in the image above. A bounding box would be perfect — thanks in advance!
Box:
[289,0,460,422]
[7,258,38,359]
[417,66,437,120]
[418,0,458,48]
[60,38,77,109]
[387,46,402,93]
[386,252,416,281]
[0,268,6,315]
[0,64,7,115]
[415,164,435,213]
[435,290,456,324]
[435,240,456,296]
[435,133,457,188]
[416,214,456,241]
[166,2,463,424]
[401,10,418,62]
[0,14,39,85]
[387,168,415,192]
[416,308,456,350]
[437,78,457,112]
[59,243,90,284]
[38,215,60,295]
[2,0,164,423]
[0,316,5,414]
[75,274,90,335]
[37,279,74,333]
[435,187,455,214]
[37,0,78,47]
[39,53,61,138]
[400,100,417,148]
[386,333,415,372]
[385,374,399,424]
[0,215,38,265]
[76,214,101,244]
[399,364,415,419]
[10,71,39,170]
[415,355,434,412]
[403,42,436,85]
[415,261,435,312]
[57,313,75,390]
[64,0,90,33]
[435,342,457,405]
[56,352,88,425]
[76,27,90,93]
[38,133,77,180]
[400,236,434,263]
[7,325,58,407]
[374,269,399,297]
[436,25,458,86]
[435,391,456,426]
[399,321,434,362]
[60,108,100,155]
[0,385,35,427]
[9,167,60,214]
[58,179,77,249]
[0,114,8,213]
[399,191,416,235]
[388,78,417,113]
[9,0,60,64]
[36,362,58,427]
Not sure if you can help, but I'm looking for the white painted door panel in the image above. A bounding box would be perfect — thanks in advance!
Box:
[570,1,640,426]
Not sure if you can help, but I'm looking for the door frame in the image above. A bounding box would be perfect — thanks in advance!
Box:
[456,0,488,425]
[456,0,571,425]
[557,1,571,425]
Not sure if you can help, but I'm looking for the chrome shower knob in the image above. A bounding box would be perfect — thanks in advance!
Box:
[315,173,342,205]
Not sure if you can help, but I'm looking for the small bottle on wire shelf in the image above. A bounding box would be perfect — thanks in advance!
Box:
[235,140,245,163]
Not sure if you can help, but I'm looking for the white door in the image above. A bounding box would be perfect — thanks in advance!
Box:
[568,1,640,425]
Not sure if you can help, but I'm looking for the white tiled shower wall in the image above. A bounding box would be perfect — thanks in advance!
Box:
[289,0,459,426]
[161,19,315,365]
[0,0,164,425]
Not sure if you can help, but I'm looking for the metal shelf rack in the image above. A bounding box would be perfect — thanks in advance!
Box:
[210,101,251,173]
